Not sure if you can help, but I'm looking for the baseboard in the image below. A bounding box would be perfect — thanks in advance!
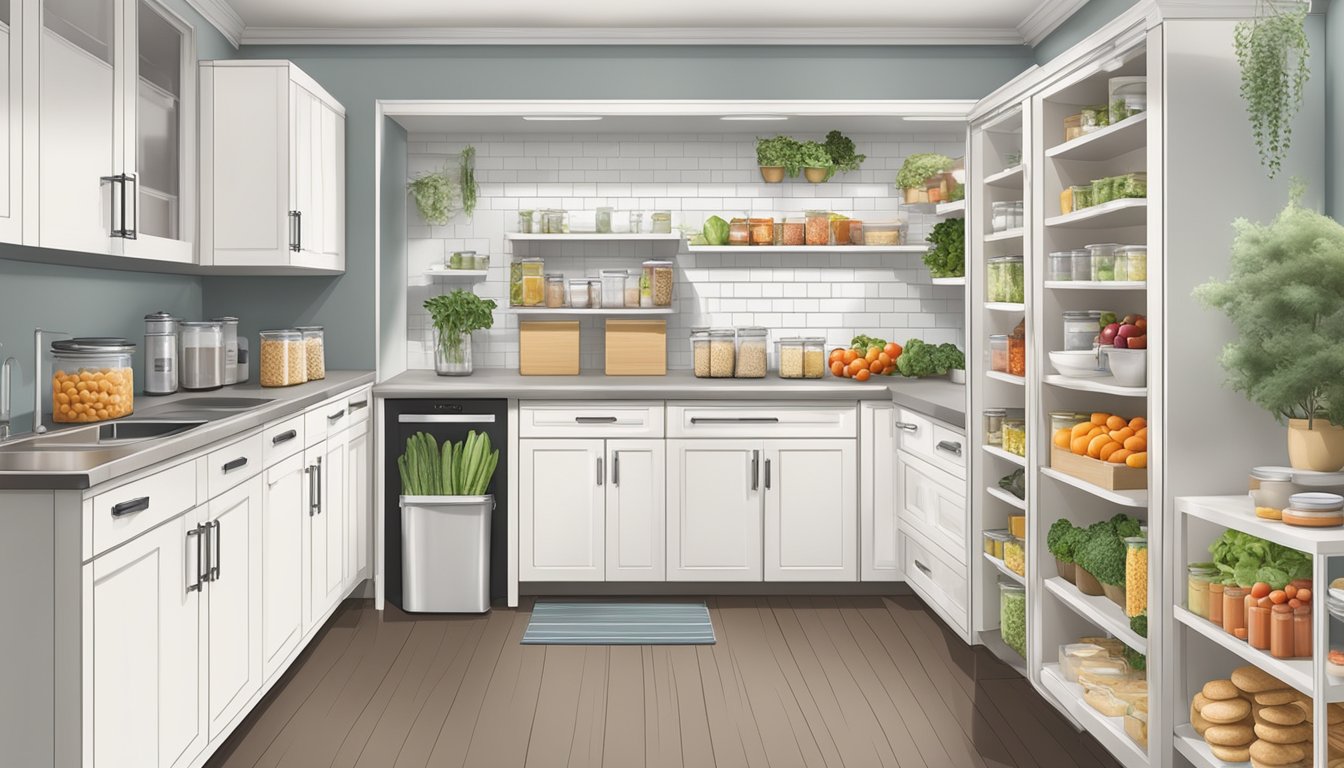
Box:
[519,581,912,597]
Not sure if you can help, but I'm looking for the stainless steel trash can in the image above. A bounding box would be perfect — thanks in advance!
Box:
[399,495,495,613]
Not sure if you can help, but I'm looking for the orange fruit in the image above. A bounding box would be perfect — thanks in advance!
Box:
[1129,416,1147,430]
[1123,435,1146,452]
[850,358,869,373]
[831,361,844,377]
[1071,435,1091,455]
[843,349,859,364]
[1106,415,1127,431]
[830,348,845,362]
[1091,412,1111,426]
[1071,422,1094,440]
[855,368,871,382]
[1054,429,1072,448]
[1109,427,1135,443]
[870,361,885,376]
[866,348,881,363]
[1087,434,1113,459]
[1108,448,1133,464]
[1126,451,1147,468]
[1085,426,1105,440]
[1099,442,1123,462]
[878,352,892,368]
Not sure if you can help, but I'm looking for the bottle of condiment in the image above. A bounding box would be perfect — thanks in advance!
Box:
[1294,606,1312,658]
[1271,604,1294,658]
[1248,604,1271,650]
[1222,586,1248,636]
[1187,564,1216,619]
[1209,583,1225,625]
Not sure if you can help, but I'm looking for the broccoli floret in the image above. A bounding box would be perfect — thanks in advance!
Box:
[1076,527,1127,586]
[1047,519,1079,563]
[1130,613,1147,638]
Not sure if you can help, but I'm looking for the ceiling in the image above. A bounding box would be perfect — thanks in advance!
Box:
[194,0,1088,48]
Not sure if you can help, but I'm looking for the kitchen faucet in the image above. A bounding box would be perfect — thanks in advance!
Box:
[0,344,14,441]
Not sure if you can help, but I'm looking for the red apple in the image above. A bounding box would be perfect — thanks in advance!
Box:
[1100,322,1120,345]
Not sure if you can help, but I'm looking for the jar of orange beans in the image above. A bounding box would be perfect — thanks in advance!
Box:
[50,338,136,423]
[805,211,830,246]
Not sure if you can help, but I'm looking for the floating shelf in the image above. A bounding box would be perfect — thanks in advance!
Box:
[1045,281,1147,291]
[984,552,1025,587]
[935,199,967,216]
[1177,495,1344,556]
[507,307,676,317]
[984,164,1025,189]
[410,269,489,287]
[1041,467,1148,508]
[1045,112,1149,161]
[985,302,1026,312]
[986,486,1027,510]
[980,629,1029,677]
[1043,577,1146,653]
[1044,374,1147,397]
[506,232,682,242]
[986,371,1026,386]
[930,276,966,286]
[1045,198,1148,230]
[983,444,1027,467]
[985,228,1024,243]
[1173,606,1317,699]
[1040,664,1149,768]
[686,244,928,254]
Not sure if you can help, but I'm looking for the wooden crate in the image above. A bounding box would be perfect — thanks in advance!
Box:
[519,321,579,376]
[1050,445,1147,491]
[605,319,667,376]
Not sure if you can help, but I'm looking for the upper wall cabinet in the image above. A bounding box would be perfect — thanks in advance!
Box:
[199,61,346,274]
[36,0,195,264]
[0,0,21,245]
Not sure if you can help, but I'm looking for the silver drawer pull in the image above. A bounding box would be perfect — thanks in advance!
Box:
[936,440,963,457]
[399,414,496,424]
[349,399,369,412]
[691,417,781,424]
[596,457,604,486]
[894,422,919,433]
[575,416,619,424]
[327,408,346,422]
[914,560,932,576]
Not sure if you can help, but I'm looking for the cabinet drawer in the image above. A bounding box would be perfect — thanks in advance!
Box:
[206,430,265,498]
[263,414,305,466]
[901,528,968,638]
[345,388,372,427]
[897,451,967,566]
[305,396,351,446]
[91,459,198,557]
[896,409,965,479]
[520,402,664,439]
[667,403,856,439]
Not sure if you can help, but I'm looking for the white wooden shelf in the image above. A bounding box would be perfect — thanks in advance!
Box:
[935,199,966,216]
[1045,198,1148,230]
[985,302,1025,312]
[1046,113,1149,161]
[1177,495,1344,556]
[1041,467,1148,508]
[980,629,1029,677]
[987,371,1026,386]
[410,269,489,286]
[1173,606,1316,699]
[686,244,928,254]
[984,164,1025,189]
[1040,664,1149,768]
[1043,577,1146,653]
[985,228,1024,243]
[1044,374,1147,397]
[1173,724,1225,768]
[987,485,1027,510]
[983,444,1027,467]
[506,232,682,242]
[984,552,1025,586]
[506,307,676,317]
[1045,281,1147,291]
[930,276,966,286]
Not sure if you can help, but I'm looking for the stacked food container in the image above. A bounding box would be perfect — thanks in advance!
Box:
[508,256,676,309]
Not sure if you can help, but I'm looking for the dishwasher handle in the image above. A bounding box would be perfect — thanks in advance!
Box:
[399,414,496,424]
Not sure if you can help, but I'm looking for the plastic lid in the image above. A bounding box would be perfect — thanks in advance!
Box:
[296,325,323,332]
[1251,467,1295,482]
[1289,492,1344,511]
[999,580,1025,594]
[643,260,674,267]
[983,531,1012,541]
[736,326,768,338]
[984,408,1007,416]
[213,316,239,323]
[707,329,735,338]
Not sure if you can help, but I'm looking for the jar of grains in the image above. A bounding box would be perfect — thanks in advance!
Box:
[690,328,712,378]
[802,337,826,378]
[782,217,805,245]
[708,329,736,378]
[749,217,774,245]
[545,274,567,308]
[805,211,830,246]
[624,271,640,307]
[734,327,768,378]
[259,329,307,387]
[776,338,805,378]
[643,260,675,307]
[50,338,136,423]
[297,326,326,381]
[729,219,750,246]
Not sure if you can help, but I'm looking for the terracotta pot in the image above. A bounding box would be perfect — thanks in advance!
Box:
[903,187,929,205]
[1102,582,1126,610]
[803,167,829,183]
[1055,558,1076,585]
[759,166,785,184]
[1287,418,1344,471]
[1074,566,1105,596]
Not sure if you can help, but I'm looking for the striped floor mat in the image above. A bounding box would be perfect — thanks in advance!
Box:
[521,600,716,645]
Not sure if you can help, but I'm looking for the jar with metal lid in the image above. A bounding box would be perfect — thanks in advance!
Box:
[213,316,240,385]
[651,211,672,234]
[544,274,567,308]
[600,269,628,307]
[258,330,306,387]
[143,311,178,396]
[690,328,712,378]
[984,408,1006,446]
[643,260,675,307]
[297,325,325,381]
[50,338,136,423]
[567,279,590,309]
[708,329,736,378]
[1063,310,1101,352]
[179,321,226,392]
[735,327,768,378]
[776,338,806,379]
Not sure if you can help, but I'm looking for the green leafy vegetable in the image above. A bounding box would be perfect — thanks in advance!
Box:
[1076,522,1126,586]
[895,153,954,190]
[1047,519,1080,563]
[796,141,833,171]
[408,168,456,226]
[1124,647,1146,672]
[702,215,731,246]
[755,136,803,176]
[924,218,966,278]
[1208,529,1311,588]
[1130,613,1147,639]
[850,334,887,351]
[424,290,497,364]
[459,145,478,217]
[398,430,501,496]
[823,130,865,176]
[999,469,1025,501]
[895,339,965,378]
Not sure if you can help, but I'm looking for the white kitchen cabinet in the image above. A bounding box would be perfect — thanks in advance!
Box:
[303,430,347,631]
[519,438,605,581]
[897,450,967,567]
[199,60,345,273]
[666,439,762,582]
[764,439,856,581]
[860,402,900,581]
[203,475,262,739]
[89,507,206,768]
[347,418,371,583]
[261,451,305,680]
[604,439,665,581]
[0,0,22,245]
[36,0,193,262]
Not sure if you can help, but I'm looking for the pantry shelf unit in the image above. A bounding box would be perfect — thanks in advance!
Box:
[985,302,1026,313]
[507,307,676,317]
[1177,496,1344,556]
[1044,281,1147,291]
[983,444,1027,467]
[1043,577,1146,653]
[935,199,967,216]
[1040,664,1150,768]
[985,552,1026,587]
[980,630,1030,677]
[1043,374,1147,397]
[1044,198,1148,230]
[505,232,683,242]
[930,276,967,286]
[987,486,1027,510]
[1045,112,1149,161]
[1173,606,1317,699]
[986,371,1026,386]
[984,228,1025,243]
[1171,725,1224,768]
[984,164,1025,188]
[685,244,928,254]
[1040,467,1148,508]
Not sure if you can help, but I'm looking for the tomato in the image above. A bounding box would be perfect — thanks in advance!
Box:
[870,361,884,376]
[885,342,903,359]
[1251,582,1271,599]
[854,368,871,382]
[830,360,845,377]
[843,349,859,364]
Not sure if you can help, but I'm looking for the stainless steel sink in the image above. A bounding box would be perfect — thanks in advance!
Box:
[0,419,205,454]
[96,420,205,444]
[0,448,133,472]
[170,397,275,410]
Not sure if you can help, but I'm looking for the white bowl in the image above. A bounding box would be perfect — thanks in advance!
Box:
[1049,350,1108,378]
[1103,347,1147,387]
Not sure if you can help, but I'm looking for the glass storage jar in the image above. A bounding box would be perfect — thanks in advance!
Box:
[690,329,712,378]
[983,530,1011,559]
[179,322,226,391]
[1223,585,1248,636]
[629,211,644,234]
[651,211,672,234]
[1007,336,1026,377]
[989,335,1009,373]
[1271,604,1294,658]
[802,337,826,378]
[997,256,1025,303]
[728,219,750,246]
[567,279,590,309]
[517,210,534,234]
[50,338,136,423]
[214,316,240,385]
[601,269,627,308]
[513,257,544,306]
[848,221,864,245]
[863,220,904,246]
[624,271,640,307]
[1124,537,1147,617]
[1250,467,1296,519]
[588,279,603,309]
[1209,582,1225,625]
[595,207,613,234]
[1012,201,1024,229]
[1000,581,1026,657]
[1063,310,1102,351]
[782,217,805,245]
[543,209,565,234]
[1048,251,1073,281]
[1004,536,1026,576]
[776,338,805,379]
[805,211,830,245]
[1187,563,1217,619]
[991,202,1010,233]
[1064,113,1084,142]
[1003,418,1026,457]
[1249,602,1271,650]
[984,408,1006,446]
[258,330,306,388]
[1118,245,1147,281]
[1080,106,1108,133]
[544,274,567,308]
[708,329,736,378]
[1088,243,1121,281]
[829,217,852,246]
[749,217,774,246]
[643,260,675,307]
[1071,249,1093,281]
[1109,76,1148,122]
[297,326,325,381]
[735,327,768,378]
[1071,185,1093,211]
[449,250,475,270]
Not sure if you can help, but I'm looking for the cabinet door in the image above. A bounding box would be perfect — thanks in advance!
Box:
[204,475,263,738]
[666,439,762,582]
[764,439,856,581]
[38,0,118,255]
[519,439,604,581]
[346,419,370,583]
[311,431,348,621]
[289,81,317,265]
[861,403,900,580]
[605,439,665,581]
[261,451,305,679]
[0,0,22,245]
[90,508,205,768]
[317,102,344,269]
[897,451,966,566]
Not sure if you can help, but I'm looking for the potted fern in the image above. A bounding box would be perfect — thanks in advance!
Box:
[1196,189,1344,471]
[1235,1,1310,178]
[755,136,799,183]
[424,290,497,376]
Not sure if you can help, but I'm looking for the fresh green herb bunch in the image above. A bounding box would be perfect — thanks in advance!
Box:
[823,130,866,175]
[1047,519,1082,564]
[424,290,497,363]
[459,145,479,217]
[895,153,954,190]
[408,168,456,226]
[1076,522,1127,586]
[1130,613,1147,639]
[755,136,802,175]
[924,218,966,278]
[796,141,833,170]
[1234,1,1311,178]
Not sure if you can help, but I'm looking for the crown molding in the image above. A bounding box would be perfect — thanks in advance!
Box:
[239,25,1026,46]
[184,0,244,48]
[379,99,978,120]
[1017,0,1090,46]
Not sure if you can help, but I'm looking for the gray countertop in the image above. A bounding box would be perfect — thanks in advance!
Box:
[375,369,967,428]
[0,371,375,491]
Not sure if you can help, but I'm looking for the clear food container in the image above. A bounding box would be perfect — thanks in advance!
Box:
[449,250,475,269]
[1124,537,1148,617]
[588,279,603,309]
[215,316,240,385]
[1063,310,1101,351]
[989,335,1009,374]
[829,217,853,246]
[567,279,590,309]
[805,211,830,245]
[643,260,675,307]
[1048,251,1073,281]
[179,322,225,391]
[1071,250,1093,281]
[259,329,307,388]
[782,218,805,245]
[708,329,736,378]
[735,327,768,378]
[1003,418,1026,457]
[512,257,544,306]
[984,408,1006,445]
[651,211,672,234]
[595,207,613,234]
[749,217,774,246]
[988,256,1024,303]
[1080,106,1108,133]
[1071,185,1093,211]
[517,210,535,234]
[690,328,711,378]
[1109,76,1148,122]
[1064,113,1084,142]
[1050,411,1086,433]
[991,202,1011,233]
[543,209,564,234]
[802,338,826,378]
[1004,536,1025,576]
[50,338,136,423]
[983,529,1010,559]
[1010,514,1026,539]
[1088,244,1121,282]
[848,221,864,245]
[1250,467,1296,517]
[776,338,805,379]
[545,274,567,308]
[297,325,325,381]
[863,220,904,246]
[1060,643,1108,682]
[1115,172,1147,199]
[999,581,1026,657]
[1118,245,1147,281]
[728,219,750,246]
[624,271,640,307]
[1008,336,1025,377]
[600,269,628,308]
[629,211,644,234]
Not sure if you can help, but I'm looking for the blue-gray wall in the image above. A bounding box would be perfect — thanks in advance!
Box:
[202,45,1038,372]
[1035,0,1142,64]
[0,0,234,433]
[1329,1,1344,218]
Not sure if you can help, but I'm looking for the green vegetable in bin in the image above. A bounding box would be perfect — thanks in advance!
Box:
[397,430,500,496]
[702,215,731,246]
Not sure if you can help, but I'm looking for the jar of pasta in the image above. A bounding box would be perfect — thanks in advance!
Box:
[50,338,136,423]
[258,330,307,387]
[297,326,326,381]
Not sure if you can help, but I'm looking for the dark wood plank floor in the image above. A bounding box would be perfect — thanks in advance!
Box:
[206,596,1122,768]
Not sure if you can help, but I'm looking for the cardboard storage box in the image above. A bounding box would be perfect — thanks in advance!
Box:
[605,319,666,376]
[1050,445,1147,491]
[519,321,579,375]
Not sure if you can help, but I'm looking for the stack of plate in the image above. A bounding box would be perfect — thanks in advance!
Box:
[1327,579,1344,621]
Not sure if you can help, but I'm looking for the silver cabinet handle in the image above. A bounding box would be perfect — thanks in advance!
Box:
[764,458,772,490]
[691,417,780,424]
[596,456,604,486]
[187,525,206,592]
[327,408,346,422]
[613,452,620,486]
[751,450,760,491]
[576,416,618,424]
[315,457,322,514]
[399,414,496,424]
[936,440,963,457]
[894,422,919,433]
[349,399,369,412]
[210,520,221,582]
[914,560,932,576]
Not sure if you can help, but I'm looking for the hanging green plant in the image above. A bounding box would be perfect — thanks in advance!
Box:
[408,168,456,226]
[459,145,479,217]
[1234,0,1311,178]
[924,218,965,278]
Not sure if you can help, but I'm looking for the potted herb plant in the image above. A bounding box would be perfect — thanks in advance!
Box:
[822,130,866,180]
[798,141,833,183]
[755,136,799,183]
[1076,522,1126,604]
[424,290,497,376]
[924,217,965,279]
[408,168,456,226]
[895,153,954,205]
[1196,190,1344,471]
[1047,518,1082,585]
[1235,1,1310,178]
